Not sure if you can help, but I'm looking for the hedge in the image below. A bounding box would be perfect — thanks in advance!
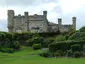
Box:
[49,40,85,52]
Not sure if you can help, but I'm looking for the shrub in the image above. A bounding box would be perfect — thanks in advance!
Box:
[74,52,81,58]
[67,50,73,57]
[71,44,81,52]
[32,44,41,50]
[42,38,55,47]
[12,41,20,50]
[54,52,60,57]
[83,45,85,52]
[82,52,85,57]
[79,26,85,32]
[55,35,66,41]
[39,50,49,57]
[26,37,44,46]
[48,43,57,52]
[0,48,14,53]
[49,42,69,52]
[54,50,65,57]
[68,32,85,41]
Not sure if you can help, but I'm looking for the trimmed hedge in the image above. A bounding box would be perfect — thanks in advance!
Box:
[49,40,85,52]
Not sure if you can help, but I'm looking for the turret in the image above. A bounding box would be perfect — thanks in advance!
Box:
[24,12,29,31]
[24,12,28,17]
[58,18,62,26]
[43,11,49,32]
[7,10,15,32]
[72,17,76,30]
[43,11,47,19]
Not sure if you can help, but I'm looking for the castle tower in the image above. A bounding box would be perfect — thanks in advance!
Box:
[43,11,49,32]
[43,11,47,19]
[58,18,62,28]
[72,17,76,30]
[7,10,14,33]
[24,12,29,31]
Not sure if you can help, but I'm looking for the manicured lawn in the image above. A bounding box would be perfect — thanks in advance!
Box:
[0,47,85,64]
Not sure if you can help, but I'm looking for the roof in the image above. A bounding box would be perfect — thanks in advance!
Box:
[49,22,58,26]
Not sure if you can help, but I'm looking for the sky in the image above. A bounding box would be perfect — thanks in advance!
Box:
[0,0,85,32]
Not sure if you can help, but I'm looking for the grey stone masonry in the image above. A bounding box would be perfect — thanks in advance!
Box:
[7,10,76,33]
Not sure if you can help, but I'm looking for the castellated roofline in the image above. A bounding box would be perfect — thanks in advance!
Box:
[8,9,48,16]
[7,9,76,33]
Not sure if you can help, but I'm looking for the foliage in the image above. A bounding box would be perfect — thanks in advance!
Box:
[55,35,66,41]
[26,37,44,46]
[83,45,85,52]
[79,26,85,32]
[71,44,81,52]
[68,32,85,41]
[54,50,65,57]
[1,48,85,64]
[48,41,69,52]
[0,48,14,53]
[42,38,55,47]
[73,52,81,58]
[0,32,6,40]
[32,44,41,50]
[12,41,20,50]
[39,49,49,57]
[67,50,73,57]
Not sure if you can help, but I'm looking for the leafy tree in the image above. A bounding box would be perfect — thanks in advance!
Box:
[79,26,85,32]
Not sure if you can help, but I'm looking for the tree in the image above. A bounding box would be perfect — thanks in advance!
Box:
[79,26,85,32]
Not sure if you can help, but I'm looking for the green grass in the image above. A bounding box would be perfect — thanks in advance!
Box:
[0,47,85,64]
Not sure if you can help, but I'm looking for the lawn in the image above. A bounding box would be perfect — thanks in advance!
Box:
[0,47,85,64]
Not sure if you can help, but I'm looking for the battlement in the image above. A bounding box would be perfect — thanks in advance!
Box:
[7,10,76,33]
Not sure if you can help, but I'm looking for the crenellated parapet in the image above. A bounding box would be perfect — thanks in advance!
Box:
[7,10,76,33]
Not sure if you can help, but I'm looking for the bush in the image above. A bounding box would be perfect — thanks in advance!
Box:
[74,52,81,58]
[83,45,85,52]
[26,37,44,46]
[49,42,69,52]
[55,35,66,41]
[12,41,20,50]
[68,32,85,41]
[48,43,57,52]
[39,50,49,57]
[54,50,65,57]
[54,52,60,57]
[71,44,81,52]
[32,44,41,50]
[42,38,55,47]
[0,48,14,53]
[67,50,73,57]
[79,26,85,32]
[82,52,85,57]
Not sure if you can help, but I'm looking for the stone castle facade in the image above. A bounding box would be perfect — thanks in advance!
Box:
[7,10,76,33]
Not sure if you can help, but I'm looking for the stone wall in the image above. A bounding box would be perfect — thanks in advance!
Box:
[7,10,76,33]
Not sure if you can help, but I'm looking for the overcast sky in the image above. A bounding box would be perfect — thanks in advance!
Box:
[0,0,85,32]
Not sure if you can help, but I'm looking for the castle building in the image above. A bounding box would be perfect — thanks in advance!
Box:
[7,10,76,33]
